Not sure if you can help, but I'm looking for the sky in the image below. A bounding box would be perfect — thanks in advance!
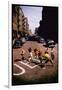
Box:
[21,6,43,34]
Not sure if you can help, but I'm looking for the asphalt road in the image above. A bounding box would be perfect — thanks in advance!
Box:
[12,41,58,85]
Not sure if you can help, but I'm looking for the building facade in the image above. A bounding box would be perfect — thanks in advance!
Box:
[12,5,30,40]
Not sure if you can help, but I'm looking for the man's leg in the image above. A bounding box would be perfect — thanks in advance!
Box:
[49,59,53,65]
[32,58,40,64]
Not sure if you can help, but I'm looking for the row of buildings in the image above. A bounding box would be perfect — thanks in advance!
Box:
[12,5,32,40]
[34,6,58,42]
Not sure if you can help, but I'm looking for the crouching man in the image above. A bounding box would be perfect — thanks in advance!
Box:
[42,51,53,66]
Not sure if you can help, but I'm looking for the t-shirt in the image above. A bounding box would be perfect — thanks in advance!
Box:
[42,53,50,60]
[30,52,33,57]
[30,52,34,59]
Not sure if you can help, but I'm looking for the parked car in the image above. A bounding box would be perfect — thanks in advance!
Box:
[38,37,45,43]
[27,35,35,41]
[27,35,45,44]
[13,39,22,48]
[25,36,29,41]
[46,39,55,48]
[21,37,26,44]
[34,36,40,41]
[34,35,45,43]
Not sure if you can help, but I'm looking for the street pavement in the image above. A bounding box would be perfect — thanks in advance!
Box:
[12,41,58,85]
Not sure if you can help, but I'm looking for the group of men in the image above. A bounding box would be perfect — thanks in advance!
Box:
[21,47,55,68]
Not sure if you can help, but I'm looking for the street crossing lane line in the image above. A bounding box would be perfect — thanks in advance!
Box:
[13,64,25,76]
[19,61,38,69]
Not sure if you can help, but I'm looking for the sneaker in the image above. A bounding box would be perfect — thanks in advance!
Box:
[42,67,46,69]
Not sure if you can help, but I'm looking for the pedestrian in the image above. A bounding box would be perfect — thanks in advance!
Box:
[28,47,33,62]
[21,49,25,60]
[42,51,53,65]
[38,49,42,62]
[37,49,44,67]
[34,48,38,59]
[32,48,40,64]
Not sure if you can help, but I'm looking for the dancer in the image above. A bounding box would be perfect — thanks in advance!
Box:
[28,47,33,62]
[42,51,53,65]
[21,49,25,60]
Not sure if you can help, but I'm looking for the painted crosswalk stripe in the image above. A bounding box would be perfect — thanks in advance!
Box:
[19,61,38,69]
[13,64,25,76]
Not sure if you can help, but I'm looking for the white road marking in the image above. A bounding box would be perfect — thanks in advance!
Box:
[13,64,25,76]
[19,61,38,69]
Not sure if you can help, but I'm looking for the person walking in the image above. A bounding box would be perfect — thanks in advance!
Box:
[21,49,25,60]
[28,47,33,62]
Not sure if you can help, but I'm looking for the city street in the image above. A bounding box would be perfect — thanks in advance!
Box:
[12,41,58,85]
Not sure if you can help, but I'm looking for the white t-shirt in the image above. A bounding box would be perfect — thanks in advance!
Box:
[30,52,33,57]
